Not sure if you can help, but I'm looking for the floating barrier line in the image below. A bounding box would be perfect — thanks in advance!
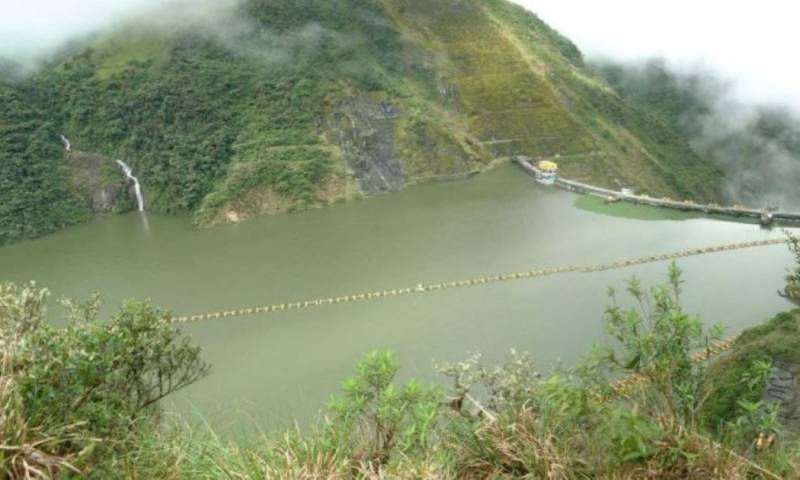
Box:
[169,238,788,325]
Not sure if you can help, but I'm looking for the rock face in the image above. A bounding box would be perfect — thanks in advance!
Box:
[66,151,135,213]
[763,361,800,432]
[327,95,406,194]
[703,310,800,436]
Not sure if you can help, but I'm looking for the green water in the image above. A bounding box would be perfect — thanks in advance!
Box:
[0,165,795,434]
[574,194,704,221]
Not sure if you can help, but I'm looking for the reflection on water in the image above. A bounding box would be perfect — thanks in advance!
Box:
[138,211,151,237]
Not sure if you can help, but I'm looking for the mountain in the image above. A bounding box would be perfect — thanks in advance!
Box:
[595,59,800,209]
[0,0,722,245]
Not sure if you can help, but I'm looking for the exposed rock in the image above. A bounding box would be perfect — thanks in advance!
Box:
[763,361,800,432]
[325,95,406,194]
[703,310,800,436]
[211,171,353,226]
[66,151,135,213]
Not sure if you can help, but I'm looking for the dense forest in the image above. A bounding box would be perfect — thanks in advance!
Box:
[0,0,725,245]
[0,79,91,243]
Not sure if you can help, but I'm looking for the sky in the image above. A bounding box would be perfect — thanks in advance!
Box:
[513,0,800,109]
[1,0,798,109]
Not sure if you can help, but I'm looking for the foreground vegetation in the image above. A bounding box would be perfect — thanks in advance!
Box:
[3,244,800,478]
[0,235,796,478]
[785,231,800,303]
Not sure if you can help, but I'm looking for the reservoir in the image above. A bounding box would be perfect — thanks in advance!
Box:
[0,165,795,434]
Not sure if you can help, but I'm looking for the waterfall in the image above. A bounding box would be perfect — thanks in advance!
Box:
[115,160,145,212]
[60,135,71,151]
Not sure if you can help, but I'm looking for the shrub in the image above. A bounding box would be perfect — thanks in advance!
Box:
[325,351,442,473]
[785,231,800,303]
[0,282,209,477]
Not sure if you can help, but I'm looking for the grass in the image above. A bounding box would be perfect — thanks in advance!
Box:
[574,195,703,221]
[7,265,800,478]
[703,310,800,432]
[91,29,171,80]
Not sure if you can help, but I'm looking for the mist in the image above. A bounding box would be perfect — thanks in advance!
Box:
[1,0,169,62]
[513,0,800,111]
[513,0,800,209]
[595,58,800,209]
[0,0,368,78]
[5,0,798,107]
[0,0,242,70]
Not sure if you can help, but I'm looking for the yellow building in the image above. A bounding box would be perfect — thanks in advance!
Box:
[537,160,558,172]
[536,160,558,185]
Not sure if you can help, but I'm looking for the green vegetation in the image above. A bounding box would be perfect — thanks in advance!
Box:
[7,255,800,478]
[0,282,208,478]
[194,146,333,225]
[594,59,800,208]
[786,231,800,302]
[1,0,728,245]
[703,311,799,434]
[574,195,702,221]
[0,82,91,244]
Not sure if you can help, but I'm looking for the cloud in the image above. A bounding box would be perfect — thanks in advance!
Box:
[512,0,800,110]
[0,0,239,66]
[509,1,800,208]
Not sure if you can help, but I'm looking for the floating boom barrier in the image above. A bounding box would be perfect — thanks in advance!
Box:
[169,238,788,325]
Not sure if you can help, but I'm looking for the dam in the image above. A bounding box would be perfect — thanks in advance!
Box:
[514,156,800,226]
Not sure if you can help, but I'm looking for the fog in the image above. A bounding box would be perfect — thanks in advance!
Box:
[513,0,800,208]
[0,0,240,67]
[514,0,800,111]
[1,0,169,61]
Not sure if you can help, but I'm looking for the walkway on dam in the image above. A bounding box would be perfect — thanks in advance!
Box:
[514,156,800,224]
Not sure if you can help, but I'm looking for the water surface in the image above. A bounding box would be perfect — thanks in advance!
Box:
[0,165,794,434]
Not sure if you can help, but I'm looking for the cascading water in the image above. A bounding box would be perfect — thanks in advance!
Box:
[115,160,145,212]
[58,134,145,212]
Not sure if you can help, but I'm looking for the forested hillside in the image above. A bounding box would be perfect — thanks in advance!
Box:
[595,59,800,208]
[0,0,723,245]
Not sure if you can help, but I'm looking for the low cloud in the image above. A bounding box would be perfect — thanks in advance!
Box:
[513,0,800,208]
[514,0,800,111]
[595,58,800,209]
[0,0,241,69]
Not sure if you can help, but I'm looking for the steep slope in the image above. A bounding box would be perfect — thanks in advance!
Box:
[0,0,721,245]
[595,59,800,208]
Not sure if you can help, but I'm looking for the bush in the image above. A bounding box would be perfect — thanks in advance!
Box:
[325,351,443,472]
[0,282,209,477]
[785,231,800,303]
